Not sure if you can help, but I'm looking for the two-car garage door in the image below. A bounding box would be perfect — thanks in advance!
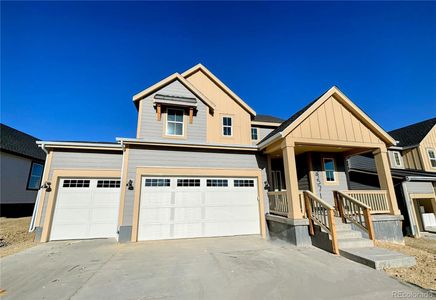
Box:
[137,177,260,241]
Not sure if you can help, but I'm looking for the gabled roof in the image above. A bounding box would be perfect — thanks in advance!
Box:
[0,123,46,161]
[182,64,256,116]
[132,73,216,110]
[388,118,436,148]
[253,114,284,124]
[259,86,396,147]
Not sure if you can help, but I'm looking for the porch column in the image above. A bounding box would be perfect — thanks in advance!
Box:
[373,146,401,215]
[282,138,304,219]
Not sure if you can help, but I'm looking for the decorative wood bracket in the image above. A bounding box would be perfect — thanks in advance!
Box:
[189,107,194,124]
[156,104,161,121]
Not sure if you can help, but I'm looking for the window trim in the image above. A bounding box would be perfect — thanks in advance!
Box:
[165,107,185,137]
[222,116,233,137]
[26,161,44,190]
[391,151,403,168]
[251,127,258,141]
[322,157,338,185]
[427,148,436,169]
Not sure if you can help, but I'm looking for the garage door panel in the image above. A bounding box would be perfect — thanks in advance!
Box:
[140,208,171,223]
[138,176,260,241]
[174,207,202,222]
[50,178,120,241]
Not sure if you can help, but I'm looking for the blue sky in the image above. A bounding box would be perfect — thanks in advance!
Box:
[2,1,435,141]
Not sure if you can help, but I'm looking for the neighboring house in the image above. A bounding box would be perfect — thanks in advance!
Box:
[31,64,403,248]
[0,124,46,217]
[348,118,436,237]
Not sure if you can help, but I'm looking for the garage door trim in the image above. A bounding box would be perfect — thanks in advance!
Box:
[40,169,121,242]
[131,167,266,242]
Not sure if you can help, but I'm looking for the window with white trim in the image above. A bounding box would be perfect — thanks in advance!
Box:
[427,149,436,168]
[322,158,336,183]
[251,127,258,140]
[166,108,184,136]
[222,116,232,136]
[392,151,403,168]
[27,162,43,190]
[97,180,121,188]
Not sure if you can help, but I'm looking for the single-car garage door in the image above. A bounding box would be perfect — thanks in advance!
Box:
[138,177,260,241]
[50,178,120,241]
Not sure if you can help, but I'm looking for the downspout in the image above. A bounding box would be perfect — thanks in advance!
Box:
[29,143,49,232]
[117,140,125,239]
[401,181,418,237]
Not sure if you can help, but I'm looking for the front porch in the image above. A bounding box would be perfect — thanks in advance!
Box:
[264,138,404,251]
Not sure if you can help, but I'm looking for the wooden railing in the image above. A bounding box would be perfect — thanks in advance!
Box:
[268,191,288,216]
[304,190,338,254]
[341,190,389,214]
[334,191,375,242]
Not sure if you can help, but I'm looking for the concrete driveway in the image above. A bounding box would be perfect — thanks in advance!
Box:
[0,236,428,299]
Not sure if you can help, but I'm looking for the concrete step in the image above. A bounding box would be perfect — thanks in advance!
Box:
[339,247,416,270]
[334,223,352,231]
[337,237,374,249]
[335,230,362,239]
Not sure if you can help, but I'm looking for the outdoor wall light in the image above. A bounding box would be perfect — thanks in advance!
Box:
[42,181,52,192]
[264,181,270,190]
[127,179,134,190]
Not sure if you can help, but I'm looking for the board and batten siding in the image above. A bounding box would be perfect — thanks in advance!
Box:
[288,95,383,145]
[39,150,122,226]
[122,147,268,226]
[418,125,436,173]
[137,79,207,143]
[402,148,423,170]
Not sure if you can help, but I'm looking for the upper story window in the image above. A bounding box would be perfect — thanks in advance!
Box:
[251,127,258,141]
[166,108,184,136]
[222,116,232,136]
[27,162,44,190]
[392,151,403,168]
[322,158,336,183]
[427,148,436,168]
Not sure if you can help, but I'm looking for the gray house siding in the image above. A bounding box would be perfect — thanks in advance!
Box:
[310,153,348,205]
[122,147,268,227]
[0,151,40,205]
[138,80,207,143]
[39,150,122,227]
[252,126,274,145]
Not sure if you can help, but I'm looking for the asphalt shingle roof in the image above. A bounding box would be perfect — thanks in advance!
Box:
[253,114,285,124]
[388,118,436,147]
[0,123,46,161]
[258,90,328,144]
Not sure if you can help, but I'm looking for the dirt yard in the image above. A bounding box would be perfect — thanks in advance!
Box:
[376,237,436,291]
[0,217,36,258]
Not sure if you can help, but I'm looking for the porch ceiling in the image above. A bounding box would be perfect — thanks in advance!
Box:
[267,144,373,157]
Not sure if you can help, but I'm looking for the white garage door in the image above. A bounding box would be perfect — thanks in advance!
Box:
[138,177,260,241]
[50,178,120,241]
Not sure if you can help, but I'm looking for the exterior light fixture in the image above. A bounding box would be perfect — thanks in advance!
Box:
[42,181,52,192]
[127,179,134,190]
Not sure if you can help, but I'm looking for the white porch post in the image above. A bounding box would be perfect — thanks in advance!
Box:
[282,137,304,219]
[373,146,401,215]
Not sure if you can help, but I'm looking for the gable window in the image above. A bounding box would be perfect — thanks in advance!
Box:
[222,116,232,136]
[251,127,258,140]
[322,158,336,183]
[427,149,436,168]
[27,162,44,190]
[166,108,184,136]
[392,151,403,168]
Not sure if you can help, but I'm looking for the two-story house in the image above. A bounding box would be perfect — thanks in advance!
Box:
[348,118,436,237]
[30,64,405,253]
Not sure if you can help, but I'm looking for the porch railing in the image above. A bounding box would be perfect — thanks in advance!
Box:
[341,190,389,214]
[268,191,288,216]
[334,191,375,242]
[304,190,339,255]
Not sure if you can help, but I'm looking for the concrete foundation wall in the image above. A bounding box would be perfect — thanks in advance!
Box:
[266,214,311,247]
